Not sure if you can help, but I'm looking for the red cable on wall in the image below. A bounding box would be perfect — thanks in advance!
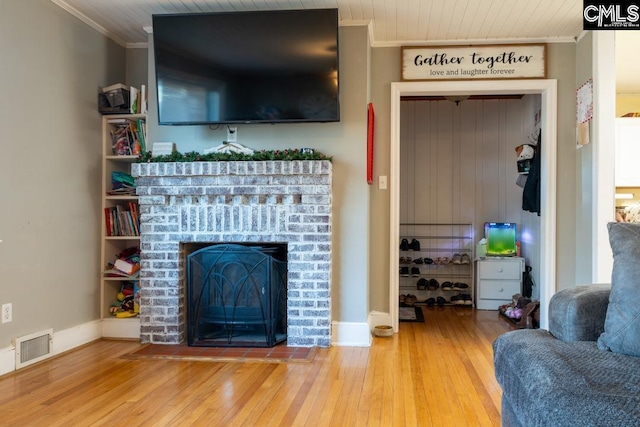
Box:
[367,103,375,184]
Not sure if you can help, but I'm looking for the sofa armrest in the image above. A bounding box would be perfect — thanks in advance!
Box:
[548,284,611,342]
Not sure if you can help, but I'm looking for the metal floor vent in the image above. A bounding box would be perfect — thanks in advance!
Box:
[14,329,53,369]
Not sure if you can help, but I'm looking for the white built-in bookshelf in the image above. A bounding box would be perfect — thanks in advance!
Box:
[100,113,146,339]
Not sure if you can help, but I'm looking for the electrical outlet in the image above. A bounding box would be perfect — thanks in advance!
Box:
[2,303,12,324]
[227,126,238,143]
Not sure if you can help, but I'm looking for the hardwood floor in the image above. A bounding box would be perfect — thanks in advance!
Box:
[0,308,512,426]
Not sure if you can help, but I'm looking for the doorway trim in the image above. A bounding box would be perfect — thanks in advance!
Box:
[389,79,557,332]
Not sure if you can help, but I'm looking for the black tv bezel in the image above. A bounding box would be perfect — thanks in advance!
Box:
[151,8,340,126]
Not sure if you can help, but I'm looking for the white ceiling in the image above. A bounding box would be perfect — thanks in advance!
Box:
[50,0,640,93]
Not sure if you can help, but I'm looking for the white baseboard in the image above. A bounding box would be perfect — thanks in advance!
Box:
[53,320,102,356]
[0,320,103,377]
[101,317,140,339]
[0,346,15,377]
[331,321,372,346]
[368,310,395,332]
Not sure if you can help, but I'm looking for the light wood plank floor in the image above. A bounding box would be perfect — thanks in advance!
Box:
[0,307,512,426]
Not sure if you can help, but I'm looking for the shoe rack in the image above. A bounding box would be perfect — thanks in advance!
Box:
[398,223,474,307]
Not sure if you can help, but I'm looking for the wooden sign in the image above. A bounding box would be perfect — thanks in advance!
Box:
[401,44,546,81]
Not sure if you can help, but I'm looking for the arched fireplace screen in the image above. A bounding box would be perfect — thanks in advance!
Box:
[187,243,287,347]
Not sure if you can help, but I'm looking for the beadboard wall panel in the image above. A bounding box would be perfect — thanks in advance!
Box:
[400,97,538,252]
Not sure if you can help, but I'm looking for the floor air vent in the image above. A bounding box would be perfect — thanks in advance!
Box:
[14,329,53,369]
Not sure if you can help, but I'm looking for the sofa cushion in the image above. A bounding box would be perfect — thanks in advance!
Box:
[597,222,640,357]
[494,329,640,427]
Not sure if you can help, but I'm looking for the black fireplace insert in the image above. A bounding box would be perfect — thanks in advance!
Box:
[186,243,287,347]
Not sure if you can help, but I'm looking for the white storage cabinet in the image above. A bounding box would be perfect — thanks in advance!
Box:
[475,257,525,310]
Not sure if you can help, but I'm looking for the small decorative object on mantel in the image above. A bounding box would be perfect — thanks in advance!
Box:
[204,141,255,155]
[137,148,332,163]
[152,142,176,157]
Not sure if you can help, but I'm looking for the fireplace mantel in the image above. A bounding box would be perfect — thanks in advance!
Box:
[131,160,332,346]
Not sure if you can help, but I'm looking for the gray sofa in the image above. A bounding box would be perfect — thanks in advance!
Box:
[493,284,640,427]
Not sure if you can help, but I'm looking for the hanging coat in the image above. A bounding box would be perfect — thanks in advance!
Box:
[522,131,541,215]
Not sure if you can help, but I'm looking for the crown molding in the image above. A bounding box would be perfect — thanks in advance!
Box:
[51,0,128,47]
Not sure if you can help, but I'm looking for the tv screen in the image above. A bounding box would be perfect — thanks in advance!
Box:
[152,9,340,125]
[484,222,517,257]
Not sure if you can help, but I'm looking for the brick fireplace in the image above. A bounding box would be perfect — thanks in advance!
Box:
[131,160,332,347]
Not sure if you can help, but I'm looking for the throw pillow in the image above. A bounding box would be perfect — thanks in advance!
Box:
[597,222,640,356]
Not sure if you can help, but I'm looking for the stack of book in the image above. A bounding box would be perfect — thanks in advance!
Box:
[104,202,140,237]
[107,171,136,196]
[104,246,140,279]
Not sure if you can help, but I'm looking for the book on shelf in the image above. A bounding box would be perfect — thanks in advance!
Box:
[114,258,140,275]
[102,83,128,93]
[104,204,140,237]
[104,246,140,278]
[117,205,130,236]
[129,86,140,114]
[129,201,140,235]
[107,171,136,196]
[109,118,146,156]
[140,85,148,115]
[136,119,146,153]
[104,268,140,279]
[106,187,136,196]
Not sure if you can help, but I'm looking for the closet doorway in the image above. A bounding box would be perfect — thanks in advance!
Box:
[389,80,557,332]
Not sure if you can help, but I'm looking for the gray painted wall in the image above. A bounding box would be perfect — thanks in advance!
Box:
[126,48,149,91]
[550,42,580,290]
[575,33,594,286]
[0,0,125,347]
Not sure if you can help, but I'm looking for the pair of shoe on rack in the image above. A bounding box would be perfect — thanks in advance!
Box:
[400,238,421,251]
[399,256,412,264]
[413,257,434,265]
[399,267,419,276]
[450,294,473,305]
[434,257,450,265]
[400,294,418,306]
[426,296,448,306]
[442,282,469,291]
[451,253,471,264]
[415,278,438,290]
[414,278,440,291]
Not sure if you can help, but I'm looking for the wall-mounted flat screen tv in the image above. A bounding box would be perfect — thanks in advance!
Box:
[152,9,340,125]
[484,222,517,257]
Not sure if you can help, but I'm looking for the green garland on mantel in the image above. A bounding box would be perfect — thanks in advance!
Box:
[137,149,332,163]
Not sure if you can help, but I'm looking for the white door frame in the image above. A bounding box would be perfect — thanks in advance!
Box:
[389,79,557,332]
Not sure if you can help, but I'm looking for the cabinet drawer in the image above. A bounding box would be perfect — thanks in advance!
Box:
[479,280,521,300]
[478,260,522,280]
